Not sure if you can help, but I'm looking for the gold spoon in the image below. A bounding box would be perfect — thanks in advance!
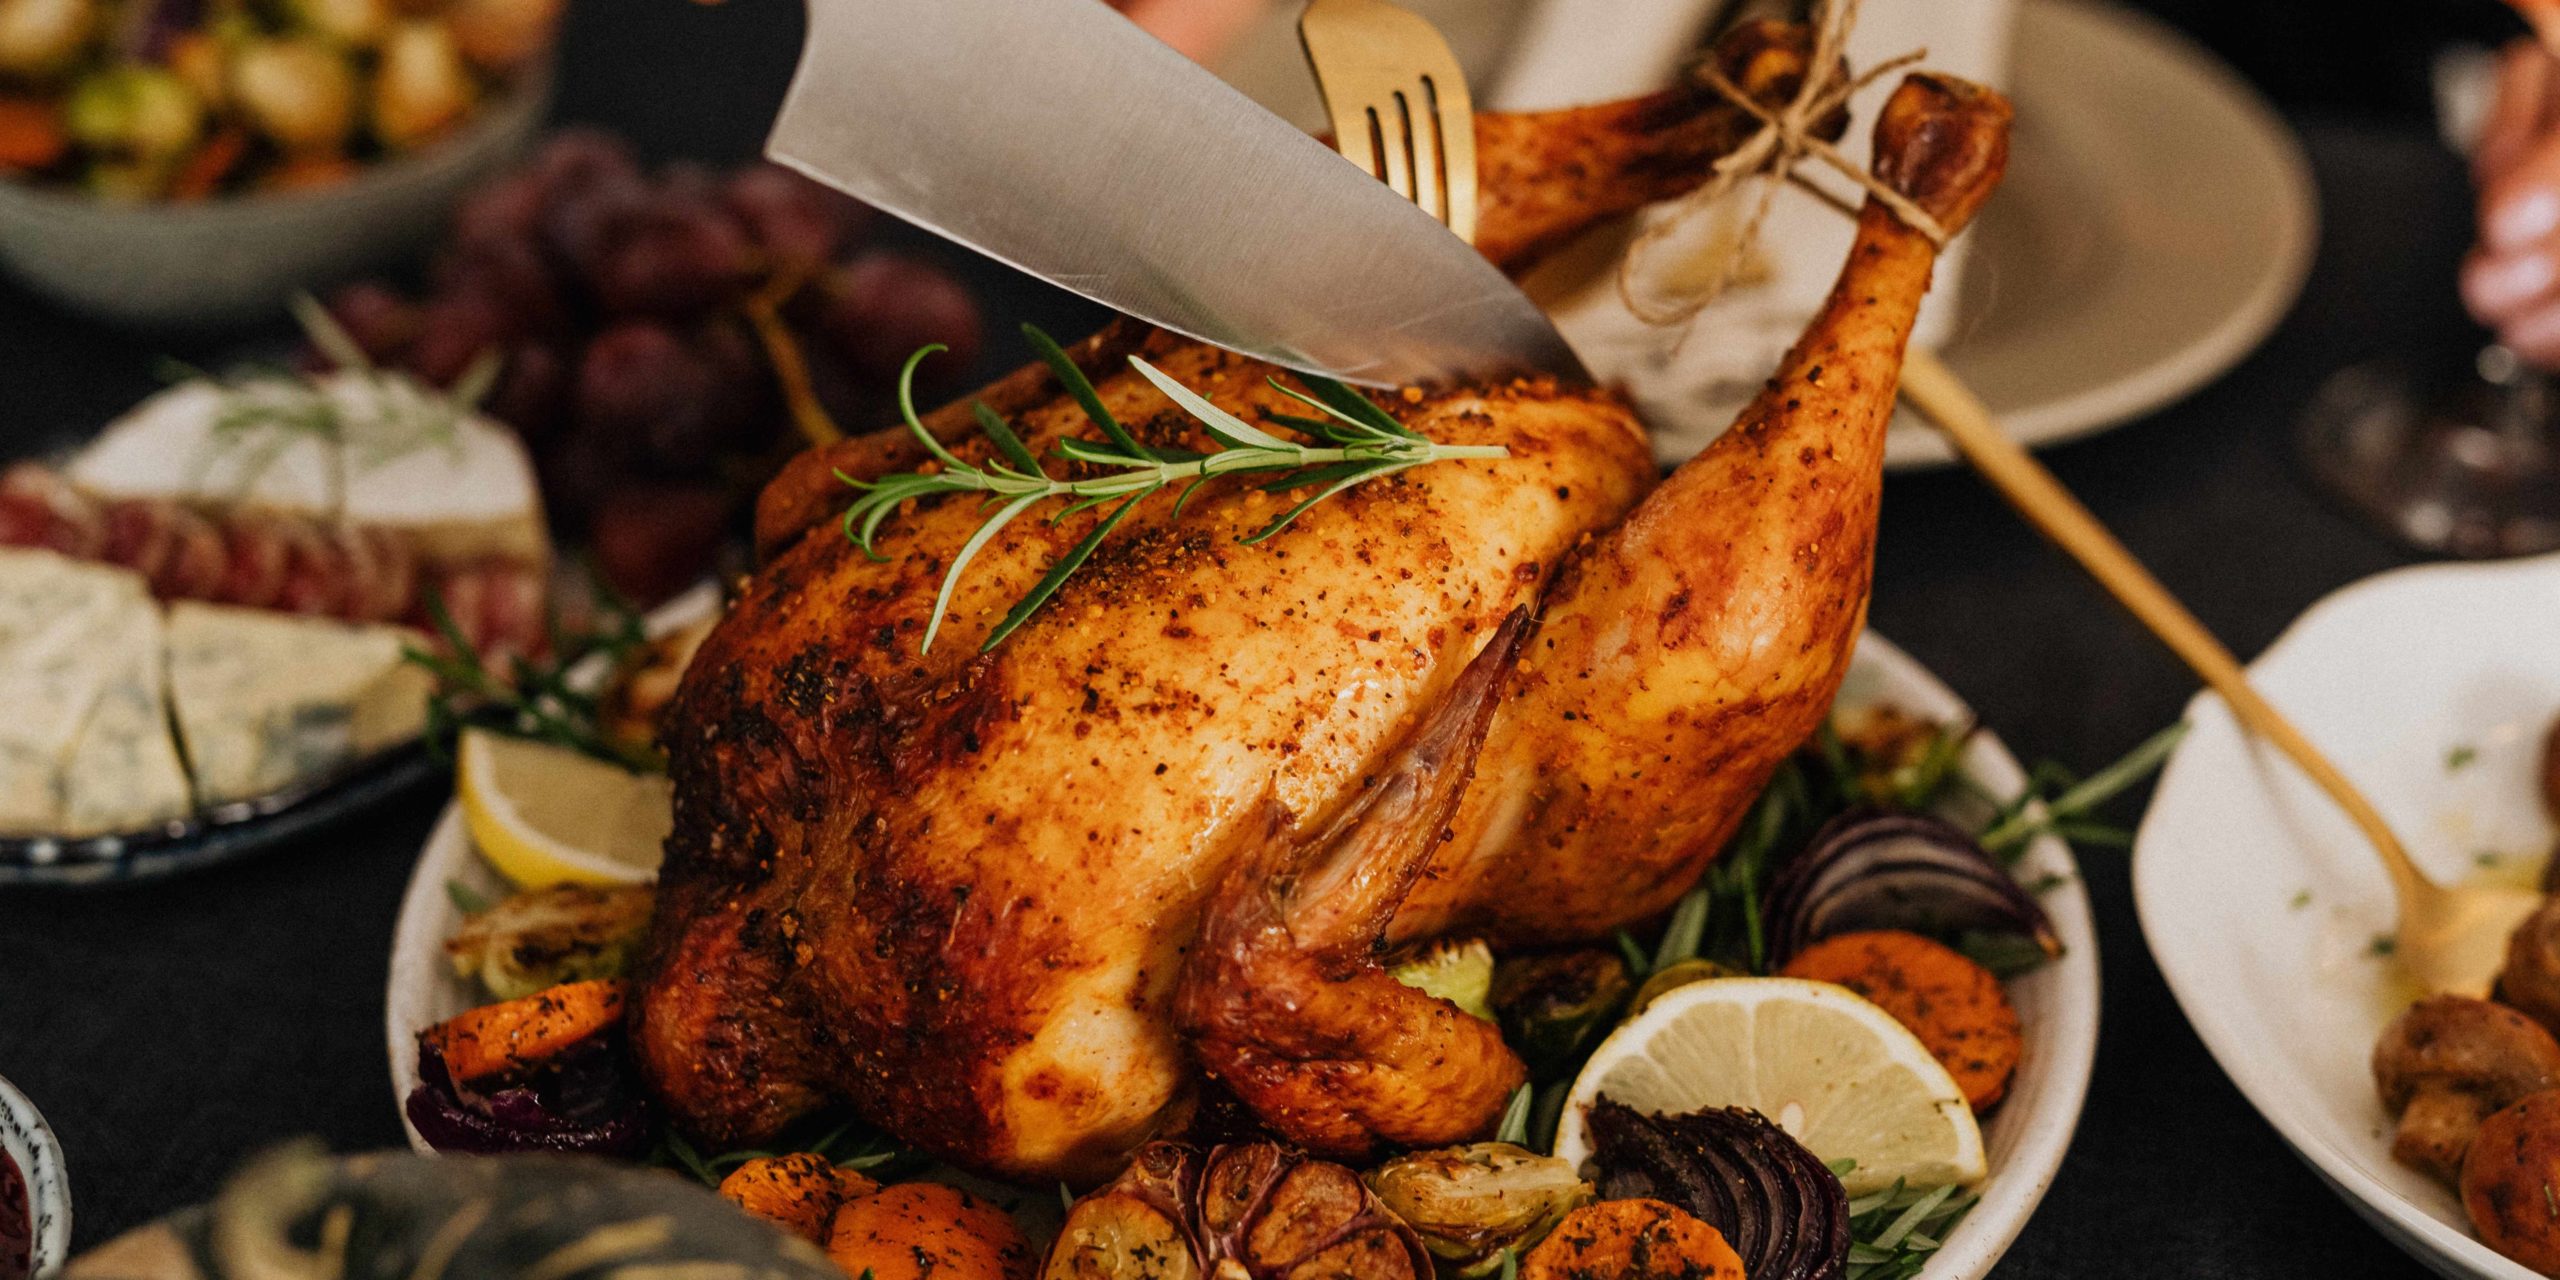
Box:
[1900,349,2542,996]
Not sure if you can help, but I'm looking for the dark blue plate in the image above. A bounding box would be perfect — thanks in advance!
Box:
[0,746,442,886]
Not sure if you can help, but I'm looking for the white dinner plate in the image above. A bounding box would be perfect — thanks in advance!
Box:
[2135,554,2560,1280]
[383,630,2098,1280]
[1894,0,2319,468]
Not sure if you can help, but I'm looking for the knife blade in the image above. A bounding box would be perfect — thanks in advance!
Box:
[767,0,1582,388]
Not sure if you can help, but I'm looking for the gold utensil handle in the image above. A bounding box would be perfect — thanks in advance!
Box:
[1898,349,2421,886]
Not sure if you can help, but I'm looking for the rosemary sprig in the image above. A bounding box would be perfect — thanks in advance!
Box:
[185,295,498,507]
[402,588,656,773]
[841,324,1507,654]
[1834,1165,1979,1280]
[656,1113,918,1189]
[1977,720,2189,856]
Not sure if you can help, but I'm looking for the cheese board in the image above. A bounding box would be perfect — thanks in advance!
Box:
[0,355,551,886]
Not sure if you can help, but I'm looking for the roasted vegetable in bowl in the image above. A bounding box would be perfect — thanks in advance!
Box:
[2373,995,2560,1186]
[444,883,652,1000]
[1519,1199,1745,1280]
[2462,1090,2560,1275]
[1582,1100,1849,1280]
[1045,1142,1431,1280]
[0,0,557,199]
[405,981,650,1158]
[1364,1143,1590,1276]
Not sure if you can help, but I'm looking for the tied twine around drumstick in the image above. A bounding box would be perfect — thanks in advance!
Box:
[1619,0,1950,329]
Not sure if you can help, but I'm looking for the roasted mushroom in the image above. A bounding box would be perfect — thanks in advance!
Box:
[2373,996,2560,1185]
[2503,899,2560,1036]
[2465,1090,2560,1275]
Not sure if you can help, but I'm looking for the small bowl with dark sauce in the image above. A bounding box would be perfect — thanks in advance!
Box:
[0,1073,67,1280]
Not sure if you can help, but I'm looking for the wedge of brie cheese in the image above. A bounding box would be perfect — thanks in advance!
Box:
[166,602,434,809]
[67,371,547,569]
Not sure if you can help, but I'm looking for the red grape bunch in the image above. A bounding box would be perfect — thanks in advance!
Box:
[318,129,984,602]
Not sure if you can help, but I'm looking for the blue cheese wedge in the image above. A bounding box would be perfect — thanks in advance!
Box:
[56,595,192,838]
[0,549,157,834]
[166,602,435,809]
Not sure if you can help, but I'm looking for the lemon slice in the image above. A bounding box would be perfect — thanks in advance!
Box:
[1552,977,1985,1195]
[457,728,673,889]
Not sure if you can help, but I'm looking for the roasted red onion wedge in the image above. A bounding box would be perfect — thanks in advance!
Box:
[1582,1098,1849,1280]
[1763,810,2060,968]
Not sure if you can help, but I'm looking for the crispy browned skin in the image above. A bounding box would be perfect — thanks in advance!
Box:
[1173,613,1531,1161]
[637,49,2010,1181]
[1402,73,2013,943]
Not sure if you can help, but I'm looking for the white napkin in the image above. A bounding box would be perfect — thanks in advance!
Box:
[1492,0,2018,464]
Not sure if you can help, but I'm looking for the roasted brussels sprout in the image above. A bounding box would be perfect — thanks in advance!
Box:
[1489,951,1632,1080]
[1046,1142,1430,1280]
[1364,1143,1591,1276]
[444,0,562,71]
[1390,938,1496,1022]
[1829,703,1964,808]
[64,65,201,162]
[1628,958,1742,1016]
[227,37,355,152]
[445,882,654,1000]
[0,0,94,79]
[369,19,472,148]
[282,0,385,47]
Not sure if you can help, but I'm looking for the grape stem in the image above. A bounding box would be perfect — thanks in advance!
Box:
[741,267,845,447]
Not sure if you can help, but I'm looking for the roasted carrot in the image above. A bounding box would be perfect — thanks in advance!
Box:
[1521,1199,1745,1280]
[719,1153,879,1245]
[264,152,360,193]
[421,978,626,1083]
[0,98,66,173]
[1781,929,2023,1110]
[826,1182,1034,1280]
[169,128,250,202]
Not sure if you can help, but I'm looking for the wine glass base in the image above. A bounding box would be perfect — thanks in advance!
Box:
[2299,348,2560,558]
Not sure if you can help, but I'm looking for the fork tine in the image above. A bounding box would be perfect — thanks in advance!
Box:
[1373,95,1415,204]
[1424,68,1477,244]
[1298,0,1478,242]
[1403,84,1445,224]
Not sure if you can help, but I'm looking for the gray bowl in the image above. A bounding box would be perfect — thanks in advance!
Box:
[0,1071,70,1278]
[0,65,550,331]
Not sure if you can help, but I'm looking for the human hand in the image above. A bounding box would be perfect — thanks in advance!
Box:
[2462,37,2560,365]
[1110,0,1275,65]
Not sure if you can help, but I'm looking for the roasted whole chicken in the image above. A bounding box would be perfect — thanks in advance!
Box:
[635,25,2013,1185]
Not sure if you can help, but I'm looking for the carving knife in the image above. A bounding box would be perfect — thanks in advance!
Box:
[766,0,1583,387]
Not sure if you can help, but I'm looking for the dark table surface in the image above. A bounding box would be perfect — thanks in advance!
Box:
[0,3,2492,1276]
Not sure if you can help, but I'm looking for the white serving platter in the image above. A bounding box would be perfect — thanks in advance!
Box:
[384,629,2098,1280]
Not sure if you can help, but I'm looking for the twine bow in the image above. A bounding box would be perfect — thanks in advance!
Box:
[1618,0,1952,330]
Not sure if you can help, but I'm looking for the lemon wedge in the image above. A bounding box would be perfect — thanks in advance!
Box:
[457,728,673,889]
[1552,976,1985,1196]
